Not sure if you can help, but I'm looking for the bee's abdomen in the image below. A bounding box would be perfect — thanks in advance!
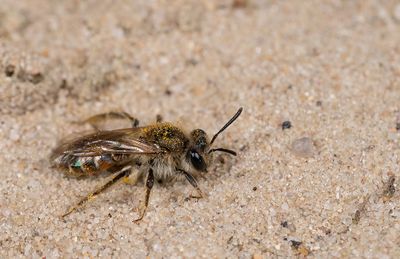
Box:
[53,154,119,177]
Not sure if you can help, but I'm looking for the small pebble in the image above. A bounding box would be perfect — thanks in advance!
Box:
[282,121,292,130]
[290,240,302,249]
[5,64,15,77]
[10,128,20,141]
[290,240,310,256]
[291,137,315,158]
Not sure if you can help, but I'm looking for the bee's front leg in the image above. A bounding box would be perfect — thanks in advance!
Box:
[83,111,140,130]
[133,168,154,223]
[177,169,205,199]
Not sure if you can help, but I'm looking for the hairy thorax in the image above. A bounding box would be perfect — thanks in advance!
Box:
[141,123,188,153]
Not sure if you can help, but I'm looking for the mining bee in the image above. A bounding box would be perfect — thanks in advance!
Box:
[50,107,243,221]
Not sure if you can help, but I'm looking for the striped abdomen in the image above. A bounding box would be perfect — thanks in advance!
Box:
[52,153,132,177]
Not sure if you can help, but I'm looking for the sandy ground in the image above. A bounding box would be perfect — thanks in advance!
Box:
[1,0,400,258]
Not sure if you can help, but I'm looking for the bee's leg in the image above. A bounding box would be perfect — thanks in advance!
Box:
[61,165,132,218]
[83,111,139,130]
[122,174,139,185]
[133,168,154,223]
[156,114,163,123]
[178,169,204,199]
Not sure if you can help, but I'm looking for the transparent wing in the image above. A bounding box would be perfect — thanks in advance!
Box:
[51,128,162,158]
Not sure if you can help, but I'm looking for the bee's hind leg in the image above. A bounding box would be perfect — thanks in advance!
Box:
[177,169,205,199]
[133,168,154,223]
[61,165,132,218]
[83,111,140,130]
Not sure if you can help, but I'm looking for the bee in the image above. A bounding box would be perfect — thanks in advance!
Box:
[50,107,243,222]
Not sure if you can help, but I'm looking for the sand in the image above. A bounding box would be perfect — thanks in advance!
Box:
[1,0,400,258]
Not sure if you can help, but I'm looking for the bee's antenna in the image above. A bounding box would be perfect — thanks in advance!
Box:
[210,107,243,146]
[208,148,237,156]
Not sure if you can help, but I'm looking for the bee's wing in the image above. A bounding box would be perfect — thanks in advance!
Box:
[70,139,161,156]
[52,128,162,157]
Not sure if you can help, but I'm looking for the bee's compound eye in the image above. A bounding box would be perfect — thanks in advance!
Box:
[188,150,207,172]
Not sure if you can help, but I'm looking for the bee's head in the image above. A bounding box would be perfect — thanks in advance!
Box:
[186,129,209,172]
[186,107,243,173]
